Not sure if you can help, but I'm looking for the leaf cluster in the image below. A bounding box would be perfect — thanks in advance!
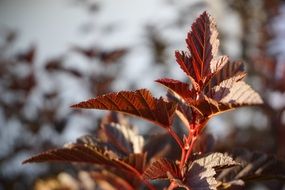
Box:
[23,12,285,190]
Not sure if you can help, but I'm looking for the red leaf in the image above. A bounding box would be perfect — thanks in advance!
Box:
[143,159,182,180]
[123,153,147,174]
[177,12,218,88]
[71,89,177,128]
[23,144,145,178]
[205,59,246,92]
[100,122,144,156]
[194,80,263,118]
[175,51,200,90]
[155,78,192,99]
[90,171,135,190]
[22,144,116,166]
[186,11,219,79]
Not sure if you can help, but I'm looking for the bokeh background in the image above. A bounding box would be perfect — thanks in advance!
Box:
[0,0,285,189]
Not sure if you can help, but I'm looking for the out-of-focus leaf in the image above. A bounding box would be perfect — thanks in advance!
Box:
[143,159,181,180]
[72,46,127,63]
[16,45,36,63]
[100,48,127,63]
[100,123,144,156]
[123,153,147,174]
[71,89,177,128]
[193,133,215,154]
[217,150,285,189]
[143,132,180,162]
[90,170,135,190]
[45,57,82,77]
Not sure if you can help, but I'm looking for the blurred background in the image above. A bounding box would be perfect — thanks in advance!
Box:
[0,0,285,189]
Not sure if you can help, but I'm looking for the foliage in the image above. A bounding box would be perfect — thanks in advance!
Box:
[23,12,285,190]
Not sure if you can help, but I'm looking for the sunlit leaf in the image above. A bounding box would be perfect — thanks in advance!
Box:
[183,153,238,190]
[206,60,245,90]
[185,163,217,190]
[194,79,263,117]
[194,153,238,171]
[175,11,220,90]
[71,89,177,128]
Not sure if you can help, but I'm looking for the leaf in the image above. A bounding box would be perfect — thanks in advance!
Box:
[123,153,147,174]
[194,153,239,171]
[22,144,117,166]
[175,51,200,90]
[155,78,193,99]
[183,153,238,190]
[100,122,144,156]
[90,170,135,190]
[166,92,204,127]
[176,12,220,89]
[74,134,126,158]
[185,163,218,190]
[71,89,177,128]
[206,60,246,90]
[23,144,148,185]
[143,132,180,162]
[16,45,36,63]
[194,80,263,117]
[143,159,182,180]
[211,80,262,105]
[186,11,219,77]
[217,150,285,189]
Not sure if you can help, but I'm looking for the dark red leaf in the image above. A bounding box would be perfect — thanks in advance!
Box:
[155,78,193,99]
[22,144,116,166]
[90,171,135,190]
[23,144,145,179]
[143,159,182,180]
[185,163,217,190]
[205,59,246,92]
[100,122,144,156]
[193,79,263,118]
[71,89,177,128]
[123,153,147,174]
[186,11,219,80]
[16,45,36,63]
[217,150,285,189]
[176,12,219,90]
[175,51,200,90]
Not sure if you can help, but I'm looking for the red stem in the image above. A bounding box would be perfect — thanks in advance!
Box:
[179,128,195,169]
[184,136,197,166]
